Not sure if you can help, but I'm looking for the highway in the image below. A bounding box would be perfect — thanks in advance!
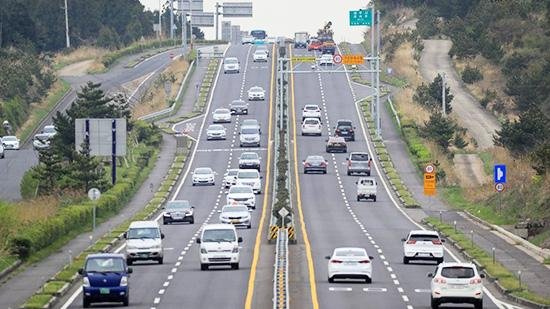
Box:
[287,46,505,309]
[0,47,183,201]
[59,44,276,309]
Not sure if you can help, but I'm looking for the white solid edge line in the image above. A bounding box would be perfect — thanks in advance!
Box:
[128,71,156,102]
[170,114,206,132]
[340,47,509,309]
[60,46,231,309]
[135,48,180,69]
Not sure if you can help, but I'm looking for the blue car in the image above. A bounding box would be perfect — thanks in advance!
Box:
[79,253,132,307]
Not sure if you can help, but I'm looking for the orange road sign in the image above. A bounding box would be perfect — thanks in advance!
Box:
[342,54,364,65]
[423,173,436,196]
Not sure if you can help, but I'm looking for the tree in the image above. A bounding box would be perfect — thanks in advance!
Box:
[422,111,457,150]
[494,107,549,155]
[66,142,109,193]
[413,74,453,113]
[33,148,64,195]
[97,26,120,49]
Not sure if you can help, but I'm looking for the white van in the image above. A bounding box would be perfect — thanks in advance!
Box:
[356,177,377,202]
[196,224,242,270]
[124,221,165,265]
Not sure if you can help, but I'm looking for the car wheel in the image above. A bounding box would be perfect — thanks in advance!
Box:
[189,217,195,224]
[403,257,409,264]
[328,276,334,283]
[127,259,133,266]
[357,196,361,202]
[367,172,371,176]
[192,183,196,186]
[304,170,308,174]
[201,263,209,271]
[252,206,256,209]
[373,196,377,202]
[430,296,439,309]
[436,258,444,264]
[163,219,168,225]
[247,224,251,229]
[365,276,372,284]
[83,297,91,308]
[347,171,351,176]
[122,296,129,306]
[158,257,164,264]
[231,263,239,270]
[323,170,327,174]
[474,299,483,309]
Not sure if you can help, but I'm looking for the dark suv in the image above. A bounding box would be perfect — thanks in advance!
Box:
[230,99,248,115]
[326,136,347,153]
[79,253,132,308]
[334,120,355,141]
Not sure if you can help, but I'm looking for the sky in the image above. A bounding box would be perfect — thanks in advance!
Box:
[139,0,371,43]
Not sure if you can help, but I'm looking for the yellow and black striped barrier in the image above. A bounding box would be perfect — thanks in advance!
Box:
[287,226,295,242]
[269,225,279,240]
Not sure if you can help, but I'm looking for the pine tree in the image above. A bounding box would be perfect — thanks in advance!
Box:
[67,142,109,193]
[422,111,457,150]
[33,148,64,194]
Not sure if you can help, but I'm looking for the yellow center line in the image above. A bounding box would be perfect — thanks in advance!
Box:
[289,46,320,309]
[244,44,277,309]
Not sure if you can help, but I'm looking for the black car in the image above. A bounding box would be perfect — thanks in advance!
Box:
[303,155,328,174]
[162,200,195,224]
[326,137,347,153]
[334,119,355,141]
[230,99,248,115]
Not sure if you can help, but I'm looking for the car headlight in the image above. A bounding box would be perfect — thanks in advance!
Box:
[163,212,171,217]
[120,276,128,287]
[126,245,137,250]
[152,244,161,249]
[232,246,239,253]
[83,277,90,287]
[200,248,208,254]
[221,216,229,220]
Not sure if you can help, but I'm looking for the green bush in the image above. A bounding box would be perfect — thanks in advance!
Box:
[461,65,483,84]
[101,39,180,68]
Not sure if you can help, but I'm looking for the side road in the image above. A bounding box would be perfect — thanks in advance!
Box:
[349,43,550,300]
[0,54,210,309]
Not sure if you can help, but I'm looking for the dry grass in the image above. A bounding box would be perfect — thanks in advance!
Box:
[132,58,190,119]
[395,88,429,124]
[453,56,516,120]
[53,47,107,69]
[391,42,423,88]
[15,196,59,225]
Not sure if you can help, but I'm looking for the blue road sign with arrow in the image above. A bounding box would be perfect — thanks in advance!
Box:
[494,164,506,183]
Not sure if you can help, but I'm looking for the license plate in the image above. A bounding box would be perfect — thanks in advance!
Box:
[140,253,149,258]
[418,253,430,257]
[100,288,110,294]
[232,219,240,224]
[449,284,467,289]
[173,215,182,219]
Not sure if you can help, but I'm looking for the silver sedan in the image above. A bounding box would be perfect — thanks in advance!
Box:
[247,86,265,101]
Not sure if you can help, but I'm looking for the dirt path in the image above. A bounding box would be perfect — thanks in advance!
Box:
[453,154,488,187]
[419,40,501,149]
[58,59,94,76]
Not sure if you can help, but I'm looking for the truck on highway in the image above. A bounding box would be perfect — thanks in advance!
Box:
[316,21,336,54]
[294,32,309,48]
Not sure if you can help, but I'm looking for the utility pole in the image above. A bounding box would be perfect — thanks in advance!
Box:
[376,10,381,137]
[64,0,70,48]
[189,0,194,50]
[442,72,447,117]
[158,0,162,39]
[215,3,220,41]
[370,2,375,116]
[182,1,187,49]
[170,0,174,39]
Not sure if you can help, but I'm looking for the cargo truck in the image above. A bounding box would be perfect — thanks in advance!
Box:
[294,32,309,48]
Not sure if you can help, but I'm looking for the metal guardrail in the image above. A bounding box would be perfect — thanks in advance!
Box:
[273,228,289,309]
[386,95,401,128]
[138,59,196,121]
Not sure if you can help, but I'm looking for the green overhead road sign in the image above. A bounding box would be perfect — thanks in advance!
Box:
[349,9,372,26]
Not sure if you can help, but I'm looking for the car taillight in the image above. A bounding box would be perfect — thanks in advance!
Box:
[470,278,482,284]
[432,240,442,245]
[335,129,340,133]
[368,160,372,167]
[358,260,370,264]
[406,240,416,244]
[433,277,446,284]
[320,162,327,167]
[330,260,343,264]
[304,163,311,167]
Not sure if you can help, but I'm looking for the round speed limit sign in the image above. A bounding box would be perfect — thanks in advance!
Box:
[333,54,342,64]
[495,183,505,192]
[425,164,435,174]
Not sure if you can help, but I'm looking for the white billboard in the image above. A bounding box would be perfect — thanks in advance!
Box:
[222,2,253,17]
[180,0,203,12]
[75,118,127,156]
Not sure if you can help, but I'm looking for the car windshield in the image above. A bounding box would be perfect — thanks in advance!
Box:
[242,120,258,126]
[305,105,318,110]
[202,229,236,242]
[85,257,125,272]
[241,128,259,135]
[238,171,258,179]
[222,206,248,213]
[230,186,252,194]
[350,153,369,161]
[166,200,190,210]
[250,87,262,92]
[226,170,238,176]
[334,248,366,257]
[359,179,375,186]
[254,51,265,55]
[304,119,319,125]
[225,58,238,64]
[241,153,258,159]
[231,100,245,106]
[441,267,475,279]
[195,168,212,174]
[208,125,224,131]
[215,109,230,114]
[3,136,17,141]
[307,156,324,163]
[127,227,160,239]
[43,126,56,134]
[409,234,439,241]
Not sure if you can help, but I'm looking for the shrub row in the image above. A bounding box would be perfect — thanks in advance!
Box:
[194,59,219,113]
[101,39,180,68]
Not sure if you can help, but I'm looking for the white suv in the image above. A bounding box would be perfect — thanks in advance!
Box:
[302,104,322,120]
[402,230,445,264]
[429,262,485,309]
[223,57,240,74]
[236,169,262,194]
[197,224,242,270]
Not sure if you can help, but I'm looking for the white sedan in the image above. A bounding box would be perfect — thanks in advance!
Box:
[212,108,232,123]
[326,247,373,283]
[223,169,239,188]
[2,136,20,150]
[247,86,266,101]
[253,50,268,62]
[206,124,227,140]
[226,185,256,209]
[192,167,216,186]
[301,118,322,136]
[219,205,252,229]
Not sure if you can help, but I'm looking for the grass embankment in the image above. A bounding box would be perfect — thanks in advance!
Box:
[426,217,550,306]
[52,47,108,70]
[15,80,70,143]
